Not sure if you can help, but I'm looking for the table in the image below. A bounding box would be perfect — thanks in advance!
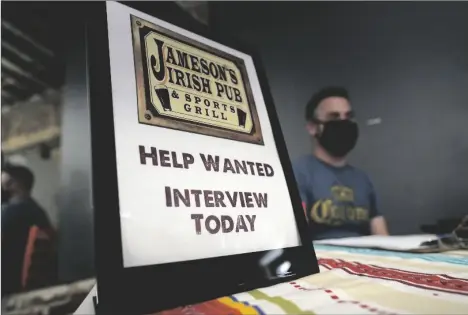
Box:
[76,244,468,314]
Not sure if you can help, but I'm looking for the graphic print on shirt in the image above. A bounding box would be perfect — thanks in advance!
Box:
[310,184,369,227]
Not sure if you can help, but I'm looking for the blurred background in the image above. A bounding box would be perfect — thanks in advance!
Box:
[1,1,467,314]
[210,1,468,235]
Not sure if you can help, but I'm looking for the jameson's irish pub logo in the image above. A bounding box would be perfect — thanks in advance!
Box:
[131,16,264,145]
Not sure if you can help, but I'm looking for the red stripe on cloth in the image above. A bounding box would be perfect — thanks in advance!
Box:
[318,258,468,296]
[288,283,396,315]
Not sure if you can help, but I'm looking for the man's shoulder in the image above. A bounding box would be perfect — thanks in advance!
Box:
[1,202,25,226]
[4,198,51,227]
[2,202,23,214]
[28,199,52,227]
[346,164,373,186]
[292,155,321,171]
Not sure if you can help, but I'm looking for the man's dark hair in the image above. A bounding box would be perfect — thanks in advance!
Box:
[3,165,35,192]
[305,86,350,122]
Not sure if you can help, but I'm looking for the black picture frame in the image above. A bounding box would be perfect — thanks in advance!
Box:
[87,2,319,314]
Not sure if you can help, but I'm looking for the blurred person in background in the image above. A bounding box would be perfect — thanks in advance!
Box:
[1,164,53,296]
[1,151,10,204]
[293,87,389,240]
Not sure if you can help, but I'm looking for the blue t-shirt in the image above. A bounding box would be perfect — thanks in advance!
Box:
[292,155,380,240]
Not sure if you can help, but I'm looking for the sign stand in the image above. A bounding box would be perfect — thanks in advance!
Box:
[92,296,99,315]
[87,1,319,314]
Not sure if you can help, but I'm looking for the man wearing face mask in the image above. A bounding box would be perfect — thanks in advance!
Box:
[1,151,9,204]
[2,164,52,296]
[293,87,389,240]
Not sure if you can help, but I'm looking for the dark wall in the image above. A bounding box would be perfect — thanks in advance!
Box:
[210,2,468,234]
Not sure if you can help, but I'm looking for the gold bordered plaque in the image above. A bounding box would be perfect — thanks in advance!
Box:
[131,16,264,145]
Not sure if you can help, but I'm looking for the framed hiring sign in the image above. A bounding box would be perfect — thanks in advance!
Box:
[87,1,319,314]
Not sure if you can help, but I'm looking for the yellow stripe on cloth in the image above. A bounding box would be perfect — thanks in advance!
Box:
[218,296,260,315]
[248,289,315,315]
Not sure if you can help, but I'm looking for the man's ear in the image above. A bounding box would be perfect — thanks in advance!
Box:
[306,121,317,137]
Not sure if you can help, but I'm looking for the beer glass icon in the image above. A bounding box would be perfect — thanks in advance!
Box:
[237,108,247,127]
[154,85,172,112]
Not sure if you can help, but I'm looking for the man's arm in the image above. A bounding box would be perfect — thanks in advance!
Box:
[292,163,310,221]
[371,216,389,235]
[368,178,389,236]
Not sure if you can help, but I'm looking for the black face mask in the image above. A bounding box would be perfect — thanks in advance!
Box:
[315,119,359,158]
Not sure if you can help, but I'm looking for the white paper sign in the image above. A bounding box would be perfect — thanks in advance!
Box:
[106,2,300,268]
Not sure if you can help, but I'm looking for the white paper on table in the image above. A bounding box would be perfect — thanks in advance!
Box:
[74,285,97,315]
[314,234,438,251]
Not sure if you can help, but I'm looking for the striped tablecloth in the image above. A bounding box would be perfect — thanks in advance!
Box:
[159,244,468,315]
